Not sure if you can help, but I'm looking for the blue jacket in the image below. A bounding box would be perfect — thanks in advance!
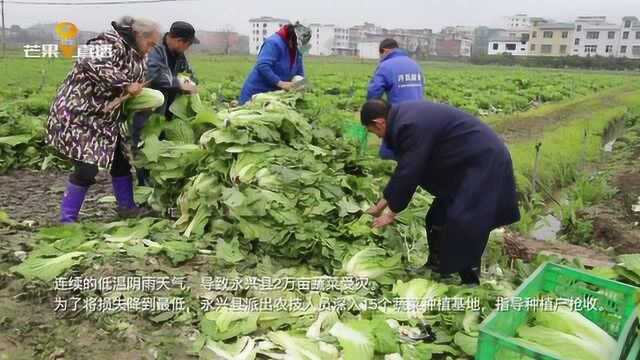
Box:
[383,101,520,274]
[367,49,424,105]
[239,34,304,104]
[368,49,425,160]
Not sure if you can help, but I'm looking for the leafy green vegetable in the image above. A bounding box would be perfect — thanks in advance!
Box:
[10,252,85,281]
[342,246,403,285]
[200,311,259,341]
[124,88,164,113]
[533,306,616,355]
[267,331,338,360]
[517,324,612,360]
[329,320,375,360]
[200,337,257,360]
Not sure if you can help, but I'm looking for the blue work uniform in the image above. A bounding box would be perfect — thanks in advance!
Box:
[239,34,304,104]
[367,49,425,160]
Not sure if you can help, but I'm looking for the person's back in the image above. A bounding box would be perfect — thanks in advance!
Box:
[367,40,425,160]
[387,101,510,198]
[370,49,425,104]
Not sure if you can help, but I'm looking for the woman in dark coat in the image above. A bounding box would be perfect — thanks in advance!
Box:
[46,17,162,223]
[361,99,520,284]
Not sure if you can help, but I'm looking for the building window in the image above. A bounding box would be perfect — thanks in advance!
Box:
[263,30,267,35]
[574,38,580,45]
[530,44,536,51]
[505,43,517,51]
[263,23,267,28]
[532,31,537,38]
[492,43,499,50]
[606,45,613,53]
[541,44,552,54]
[584,45,597,53]
[608,31,616,39]
[562,31,569,38]
[621,45,627,53]
[633,46,640,56]
[625,20,631,28]
[543,31,553,38]
[576,25,582,32]
[623,32,629,39]
[586,31,599,39]
[636,31,640,39]
[560,45,567,54]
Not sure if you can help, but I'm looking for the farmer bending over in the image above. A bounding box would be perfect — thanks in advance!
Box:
[362,99,520,285]
[239,22,311,104]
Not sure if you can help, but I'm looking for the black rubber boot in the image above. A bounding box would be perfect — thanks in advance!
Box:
[459,266,481,285]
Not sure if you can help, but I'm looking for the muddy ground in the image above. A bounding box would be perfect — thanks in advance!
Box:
[589,124,640,254]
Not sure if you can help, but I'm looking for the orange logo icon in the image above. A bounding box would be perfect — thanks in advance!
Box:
[55,21,79,59]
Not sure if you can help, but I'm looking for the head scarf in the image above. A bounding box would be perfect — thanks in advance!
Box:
[276,24,298,69]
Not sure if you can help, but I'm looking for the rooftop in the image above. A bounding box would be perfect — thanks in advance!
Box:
[537,23,575,30]
[249,17,290,23]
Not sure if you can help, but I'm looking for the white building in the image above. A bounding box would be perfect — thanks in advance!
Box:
[618,16,640,59]
[488,37,529,56]
[506,14,532,29]
[572,17,621,57]
[307,24,352,56]
[308,24,336,56]
[249,17,289,55]
[357,42,379,59]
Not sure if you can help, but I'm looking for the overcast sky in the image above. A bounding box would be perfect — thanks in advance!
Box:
[4,0,639,34]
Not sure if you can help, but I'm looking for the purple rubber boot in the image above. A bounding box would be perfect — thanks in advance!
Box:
[111,175,151,218]
[60,182,89,224]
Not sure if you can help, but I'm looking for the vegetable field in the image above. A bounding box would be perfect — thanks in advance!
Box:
[1,55,640,360]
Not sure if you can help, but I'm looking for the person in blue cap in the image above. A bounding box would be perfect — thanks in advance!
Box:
[367,38,425,160]
[239,22,311,104]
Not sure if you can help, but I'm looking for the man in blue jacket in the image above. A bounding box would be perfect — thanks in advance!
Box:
[239,23,311,104]
[367,39,425,160]
[362,99,520,285]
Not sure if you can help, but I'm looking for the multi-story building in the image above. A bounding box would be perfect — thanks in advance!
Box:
[308,23,336,56]
[506,14,532,30]
[618,16,640,59]
[528,21,574,56]
[487,36,529,56]
[572,16,620,57]
[473,27,508,56]
[248,17,289,55]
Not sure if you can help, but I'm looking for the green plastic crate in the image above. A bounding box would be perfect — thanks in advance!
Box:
[342,120,368,155]
[477,262,640,360]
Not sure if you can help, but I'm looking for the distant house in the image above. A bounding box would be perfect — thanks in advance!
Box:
[487,36,529,56]
[435,38,472,57]
[572,16,622,57]
[248,17,290,55]
[618,16,640,59]
[196,31,249,55]
[357,42,379,59]
[528,21,574,56]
